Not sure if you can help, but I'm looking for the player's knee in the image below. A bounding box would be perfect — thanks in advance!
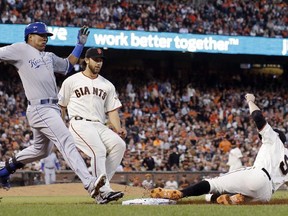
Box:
[110,136,126,151]
[251,110,266,130]
[118,139,126,153]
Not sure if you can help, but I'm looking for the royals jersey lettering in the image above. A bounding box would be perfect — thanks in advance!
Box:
[0,42,69,100]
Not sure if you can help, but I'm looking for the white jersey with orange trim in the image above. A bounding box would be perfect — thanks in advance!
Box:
[58,71,126,194]
[254,123,288,191]
[207,123,288,202]
[58,72,122,123]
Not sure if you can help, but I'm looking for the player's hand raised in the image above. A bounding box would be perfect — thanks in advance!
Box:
[245,93,255,103]
[77,26,90,45]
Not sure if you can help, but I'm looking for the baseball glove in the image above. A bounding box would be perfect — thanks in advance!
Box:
[217,193,245,205]
[150,187,182,200]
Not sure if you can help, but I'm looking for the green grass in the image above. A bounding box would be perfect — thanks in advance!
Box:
[0,191,288,216]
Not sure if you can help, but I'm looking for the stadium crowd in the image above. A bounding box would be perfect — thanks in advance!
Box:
[1,62,288,176]
[0,0,287,38]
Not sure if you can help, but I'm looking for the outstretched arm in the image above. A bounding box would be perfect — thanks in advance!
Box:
[67,26,90,70]
[245,93,266,131]
[245,93,260,114]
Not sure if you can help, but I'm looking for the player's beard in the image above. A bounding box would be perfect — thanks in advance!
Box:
[88,64,101,76]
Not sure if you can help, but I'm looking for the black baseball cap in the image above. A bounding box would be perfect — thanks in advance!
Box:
[85,48,105,59]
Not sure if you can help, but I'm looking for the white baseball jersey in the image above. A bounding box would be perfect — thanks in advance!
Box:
[227,147,243,171]
[207,123,288,202]
[58,72,122,123]
[254,123,288,191]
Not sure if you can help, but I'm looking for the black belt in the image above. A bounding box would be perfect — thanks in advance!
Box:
[74,116,99,122]
[45,167,55,169]
[28,99,58,105]
[262,168,271,181]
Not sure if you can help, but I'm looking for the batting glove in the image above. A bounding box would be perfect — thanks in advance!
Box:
[245,93,255,103]
[77,26,90,45]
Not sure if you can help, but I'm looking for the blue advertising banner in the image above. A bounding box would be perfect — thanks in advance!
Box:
[0,24,287,56]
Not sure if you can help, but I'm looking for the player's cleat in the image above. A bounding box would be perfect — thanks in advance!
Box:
[95,191,124,204]
[0,161,11,190]
[0,175,11,190]
[150,188,183,200]
[88,174,107,198]
[216,194,245,205]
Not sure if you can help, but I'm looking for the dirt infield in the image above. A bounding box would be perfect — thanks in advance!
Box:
[0,183,147,197]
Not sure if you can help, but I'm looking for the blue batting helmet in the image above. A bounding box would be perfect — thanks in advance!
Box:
[24,22,53,40]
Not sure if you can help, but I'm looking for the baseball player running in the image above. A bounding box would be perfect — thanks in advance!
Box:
[151,93,288,204]
[0,22,106,198]
[58,47,126,204]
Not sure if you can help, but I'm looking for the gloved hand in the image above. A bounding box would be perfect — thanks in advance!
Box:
[245,93,255,103]
[150,187,183,200]
[77,26,90,45]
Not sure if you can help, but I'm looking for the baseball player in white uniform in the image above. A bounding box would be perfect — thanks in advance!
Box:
[40,151,60,184]
[151,93,288,204]
[58,47,126,204]
[0,22,106,197]
[227,143,243,172]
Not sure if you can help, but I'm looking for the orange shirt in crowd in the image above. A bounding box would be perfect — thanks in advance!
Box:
[153,138,163,147]
[219,139,232,153]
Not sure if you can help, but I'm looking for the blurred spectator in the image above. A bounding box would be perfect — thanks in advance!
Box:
[20,133,34,149]
[123,161,133,172]
[227,142,243,172]
[142,173,154,190]
[218,135,232,153]
[142,152,155,171]
[168,147,180,170]
[164,174,178,190]
[178,174,190,190]
[130,176,141,187]
[154,177,165,188]
[152,153,162,167]
[0,0,287,38]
